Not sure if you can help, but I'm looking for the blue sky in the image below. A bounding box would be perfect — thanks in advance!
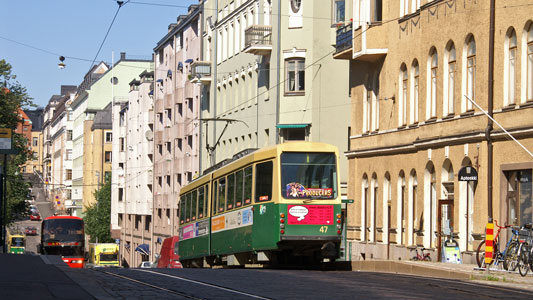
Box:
[1,0,197,108]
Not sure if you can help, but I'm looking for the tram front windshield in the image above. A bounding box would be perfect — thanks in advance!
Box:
[11,237,25,247]
[281,152,338,199]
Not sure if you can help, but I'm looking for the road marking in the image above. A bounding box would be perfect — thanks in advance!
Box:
[135,269,272,299]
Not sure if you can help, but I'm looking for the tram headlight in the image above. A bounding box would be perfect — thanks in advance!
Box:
[336,224,341,229]
[280,224,285,229]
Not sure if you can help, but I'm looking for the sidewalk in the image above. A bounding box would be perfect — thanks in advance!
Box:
[0,253,94,300]
[351,259,533,291]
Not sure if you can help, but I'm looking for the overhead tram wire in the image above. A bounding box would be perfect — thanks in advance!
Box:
[88,0,130,69]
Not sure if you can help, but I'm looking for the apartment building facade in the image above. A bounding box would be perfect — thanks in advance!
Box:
[150,4,202,262]
[112,70,155,268]
[24,108,44,175]
[201,0,351,189]
[337,0,533,263]
[72,55,151,217]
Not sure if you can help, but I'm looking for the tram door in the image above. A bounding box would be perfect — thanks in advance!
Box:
[437,200,454,261]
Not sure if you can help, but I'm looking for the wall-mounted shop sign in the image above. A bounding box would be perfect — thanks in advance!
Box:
[458,166,478,182]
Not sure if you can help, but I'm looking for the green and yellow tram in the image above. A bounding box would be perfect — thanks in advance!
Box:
[7,231,26,254]
[178,142,342,267]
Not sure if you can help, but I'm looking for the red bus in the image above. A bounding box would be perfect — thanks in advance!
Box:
[40,216,85,268]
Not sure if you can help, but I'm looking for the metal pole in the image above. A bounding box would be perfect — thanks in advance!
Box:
[2,154,7,252]
[0,155,4,252]
[486,0,496,222]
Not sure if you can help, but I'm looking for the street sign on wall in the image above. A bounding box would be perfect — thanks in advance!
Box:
[458,166,478,182]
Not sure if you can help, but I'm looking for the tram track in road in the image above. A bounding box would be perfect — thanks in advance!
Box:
[96,268,273,300]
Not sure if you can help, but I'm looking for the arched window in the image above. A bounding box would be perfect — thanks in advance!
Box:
[506,29,517,106]
[397,171,407,245]
[362,174,369,241]
[410,60,419,124]
[427,49,438,119]
[445,42,456,116]
[466,37,476,111]
[527,23,533,102]
[399,64,408,126]
[383,173,391,244]
[371,174,379,242]
[409,170,418,246]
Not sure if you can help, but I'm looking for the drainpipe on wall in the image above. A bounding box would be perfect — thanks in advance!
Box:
[486,0,496,222]
[212,0,218,165]
[275,0,281,144]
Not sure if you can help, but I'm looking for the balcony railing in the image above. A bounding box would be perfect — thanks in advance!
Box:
[190,61,211,82]
[334,23,353,59]
[244,25,272,55]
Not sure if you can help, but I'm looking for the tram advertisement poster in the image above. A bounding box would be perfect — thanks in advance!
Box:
[287,205,334,225]
[211,207,254,233]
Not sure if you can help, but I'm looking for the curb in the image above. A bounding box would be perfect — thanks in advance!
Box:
[351,260,474,280]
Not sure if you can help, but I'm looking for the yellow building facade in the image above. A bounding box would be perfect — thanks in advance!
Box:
[338,1,533,263]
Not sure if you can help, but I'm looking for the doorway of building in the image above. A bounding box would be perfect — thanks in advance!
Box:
[437,199,454,261]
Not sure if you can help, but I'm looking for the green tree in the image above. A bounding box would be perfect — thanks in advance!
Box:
[0,59,34,223]
[84,180,113,243]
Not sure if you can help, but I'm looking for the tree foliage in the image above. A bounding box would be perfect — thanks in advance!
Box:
[0,59,34,223]
[84,180,113,243]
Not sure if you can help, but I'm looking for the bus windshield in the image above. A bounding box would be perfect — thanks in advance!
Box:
[281,152,337,200]
[11,237,25,247]
[42,219,84,242]
[100,253,118,261]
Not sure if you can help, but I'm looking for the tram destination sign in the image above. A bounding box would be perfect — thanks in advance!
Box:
[458,166,478,182]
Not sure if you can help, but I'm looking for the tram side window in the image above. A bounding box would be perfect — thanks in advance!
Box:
[227,173,236,210]
[179,196,186,224]
[255,161,273,202]
[191,190,198,221]
[212,180,218,215]
[218,177,227,213]
[235,170,244,207]
[186,193,192,223]
[198,186,205,218]
[244,166,253,204]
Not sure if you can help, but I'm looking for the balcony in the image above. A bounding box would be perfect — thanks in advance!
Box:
[333,23,352,60]
[190,61,211,85]
[243,25,272,55]
[352,23,388,62]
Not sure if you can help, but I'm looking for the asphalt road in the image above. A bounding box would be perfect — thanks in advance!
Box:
[64,267,533,299]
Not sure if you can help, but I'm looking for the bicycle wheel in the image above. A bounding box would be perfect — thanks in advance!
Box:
[518,244,530,277]
[423,255,432,262]
[503,242,519,271]
[476,240,486,268]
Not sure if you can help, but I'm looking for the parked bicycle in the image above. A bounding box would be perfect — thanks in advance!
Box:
[475,220,522,270]
[410,248,431,261]
[517,223,533,277]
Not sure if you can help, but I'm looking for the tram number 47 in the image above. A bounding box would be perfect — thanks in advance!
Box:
[319,226,328,233]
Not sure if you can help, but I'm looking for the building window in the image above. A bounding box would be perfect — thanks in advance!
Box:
[105,171,111,182]
[427,48,438,120]
[118,188,124,201]
[66,169,72,180]
[105,132,112,143]
[104,151,112,163]
[33,137,38,147]
[505,170,532,226]
[526,23,533,101]
[465,36,476,111]
[119,137,125,152]
[332,0,345,24]
[410,60,419,124]
[281,128,307,141]
[285,58,305,95]
[399,64,408,126]
[445,43,456,116]
[66,130,72,141]
[66,149,72,161]
[507,29,517,106]
[371,72,379,131]
[363,75,372,133]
